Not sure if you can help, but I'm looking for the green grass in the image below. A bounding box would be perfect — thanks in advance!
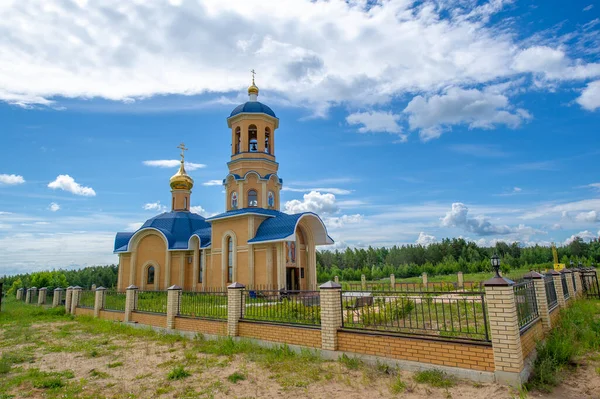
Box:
[167,365,191,380]
[227,371,246,383]
[527,299,600,392]
[107,361,123,368]
[413,369,456,388]
[390,375,407,394]
[338,353,363,370]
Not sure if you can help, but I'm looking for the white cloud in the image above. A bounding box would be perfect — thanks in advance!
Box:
[325,214,363,229]
[576,80,600,111]
[404,87,532,141]
[522,198,600,220]
[583,4,594,11]
[125,222,143,232]
[190,205,211,217]
[574,211,599,223]
[47,175,96,196]
[282,187,352,195]
[512,46,600,80]
[48,202,60,212]
[203,180,222,186]
[416,232,436,246]
[284,191,338,215]
[143,201,167,212]
[513,187,522,193]
[585,183,600,190]
[0,174,25,185]
[143,160,206,171]
[346,111,405,140]
[564,230,598,245]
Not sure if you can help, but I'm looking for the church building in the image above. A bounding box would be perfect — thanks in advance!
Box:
[113,77,334,291]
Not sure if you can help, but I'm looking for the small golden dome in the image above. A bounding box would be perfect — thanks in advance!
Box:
[170,161,194,191]
[248,83,259,96]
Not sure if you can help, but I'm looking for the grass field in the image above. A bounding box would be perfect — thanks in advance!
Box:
[1,298,599,398]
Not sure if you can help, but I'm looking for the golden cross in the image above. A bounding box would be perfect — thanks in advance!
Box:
[177,142,188,161]
[250,69,256,84]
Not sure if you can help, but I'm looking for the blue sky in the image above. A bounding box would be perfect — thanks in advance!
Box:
[1,0,600,275]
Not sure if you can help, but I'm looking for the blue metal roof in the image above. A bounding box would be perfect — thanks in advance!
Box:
[206,207,280,221]
[248,212,303,242]
[229,101,276,118]
[114,211,211,252]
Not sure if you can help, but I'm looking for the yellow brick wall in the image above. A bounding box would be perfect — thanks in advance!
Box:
[174,317,227,335]
[75,307,94,317]
[550,306,561,327]
[131,312,166,328]
[238,321,322,348]
[520,320,543,360]
[99,310,124,321]
[337,331,494,372]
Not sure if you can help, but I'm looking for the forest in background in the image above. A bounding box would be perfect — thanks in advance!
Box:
[2,237,599,293]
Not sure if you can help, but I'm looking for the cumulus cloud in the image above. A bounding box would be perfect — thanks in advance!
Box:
[574,211,599,223]
[576,80,600,111]
[346,111,405,140]
[404,87,532,141]
[143,201,167,212]
[47,175,96,196]
[564,230,599,245]
[0,174,25,185]
[512,46,600,80]
[190,205,211,217]
[325,214,363,228]
[284,191,338,215]
[143,160,206,171]
[416,232,437,246]
[48,202,60,212]
[202,180,222,186]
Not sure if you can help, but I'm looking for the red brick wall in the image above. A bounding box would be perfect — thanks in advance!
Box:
[238,321,322,348]
[550,306,561,327]
[337,330,494,372]
[75,307,94,316]
[174,317,227,336]
[520,320,543,360]
[131,312,166,328]
[99,310,124,321]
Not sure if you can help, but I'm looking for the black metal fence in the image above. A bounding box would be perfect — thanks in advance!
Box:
[341,291,490,342]
[179,291,227,319]
[561,274,570,300]
[572,272,577,294]
[544,275,558,311]
[79,290,95,309]
[343,281,481,293]
[136,291,167,314]
[513,280,539,331]
[242,290,321,326]
[46,289,54,305]
[30,289,38,305]
[103,291,126,311]
[581,269,600,299]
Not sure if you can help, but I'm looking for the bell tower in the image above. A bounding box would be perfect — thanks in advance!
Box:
[225,73,281,212]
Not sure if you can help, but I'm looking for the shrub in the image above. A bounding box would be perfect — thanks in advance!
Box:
[338,354,362,370]
[167,365,190,380]
[227,371,246,383]
[390,376,407,394]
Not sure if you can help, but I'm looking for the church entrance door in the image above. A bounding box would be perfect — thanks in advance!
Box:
[286,267,299,291]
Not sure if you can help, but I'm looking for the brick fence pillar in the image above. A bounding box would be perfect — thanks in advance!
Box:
[94,287,106,318]
[422,272,428,288]
[53,288,63,308]
[320,281,342,351]
[458,271,464,289]
[562,269,575,301]
[227,283,245,336]
[524,272,551,332]
[16,288,23,300]
[550,270,565,308]
[65,287,73,312]
[25,289,32,304]
[361,274,366,291]
[30,287,38,303]
[573,268,583,297]
[38,288,47,305]
[167,285,182,330]
[71,286,82,315]
[390,274,395,290]
[124,285,138,323]
[484,274,525,386]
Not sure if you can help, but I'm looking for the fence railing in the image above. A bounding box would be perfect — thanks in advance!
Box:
[544,275,558,311]
[179,291,228,320]
[45,290,54,305]
[513,280,539,331]
[581,270,600,298]
[341,290,490,342]
[136,291,168,314]
[571,272,577,293]
[343,281,482,293]
[103,291,126,311]
[561,274,570,300]
[79,290,95,309]
[242,290,321,326]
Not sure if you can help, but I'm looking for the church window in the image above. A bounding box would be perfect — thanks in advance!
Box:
[227,237,233,283]
[248,190,258,207]
[184,197,187,210]
[147,266,155,285]
[231,192,238,209]
[268,191,275,208]
[248,125,258,152]
[265,128,271,154]
[235,127,241,154]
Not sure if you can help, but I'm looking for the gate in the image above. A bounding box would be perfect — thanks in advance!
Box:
[581,270,600,299]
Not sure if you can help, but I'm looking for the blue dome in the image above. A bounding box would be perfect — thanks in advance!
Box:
[230,101,276,118]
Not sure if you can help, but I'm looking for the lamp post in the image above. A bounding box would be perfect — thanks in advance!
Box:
[491,254,501,278]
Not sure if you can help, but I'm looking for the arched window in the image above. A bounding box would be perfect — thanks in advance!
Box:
[248,125,258,152]
[265,127,271,154]
[235,127,241,154]
[198,251,203,283]
[227,237,233,283]
[147,266,155,285]
[248,190,258,207]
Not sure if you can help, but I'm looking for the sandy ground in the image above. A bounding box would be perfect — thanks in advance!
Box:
[2,320,600,398]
